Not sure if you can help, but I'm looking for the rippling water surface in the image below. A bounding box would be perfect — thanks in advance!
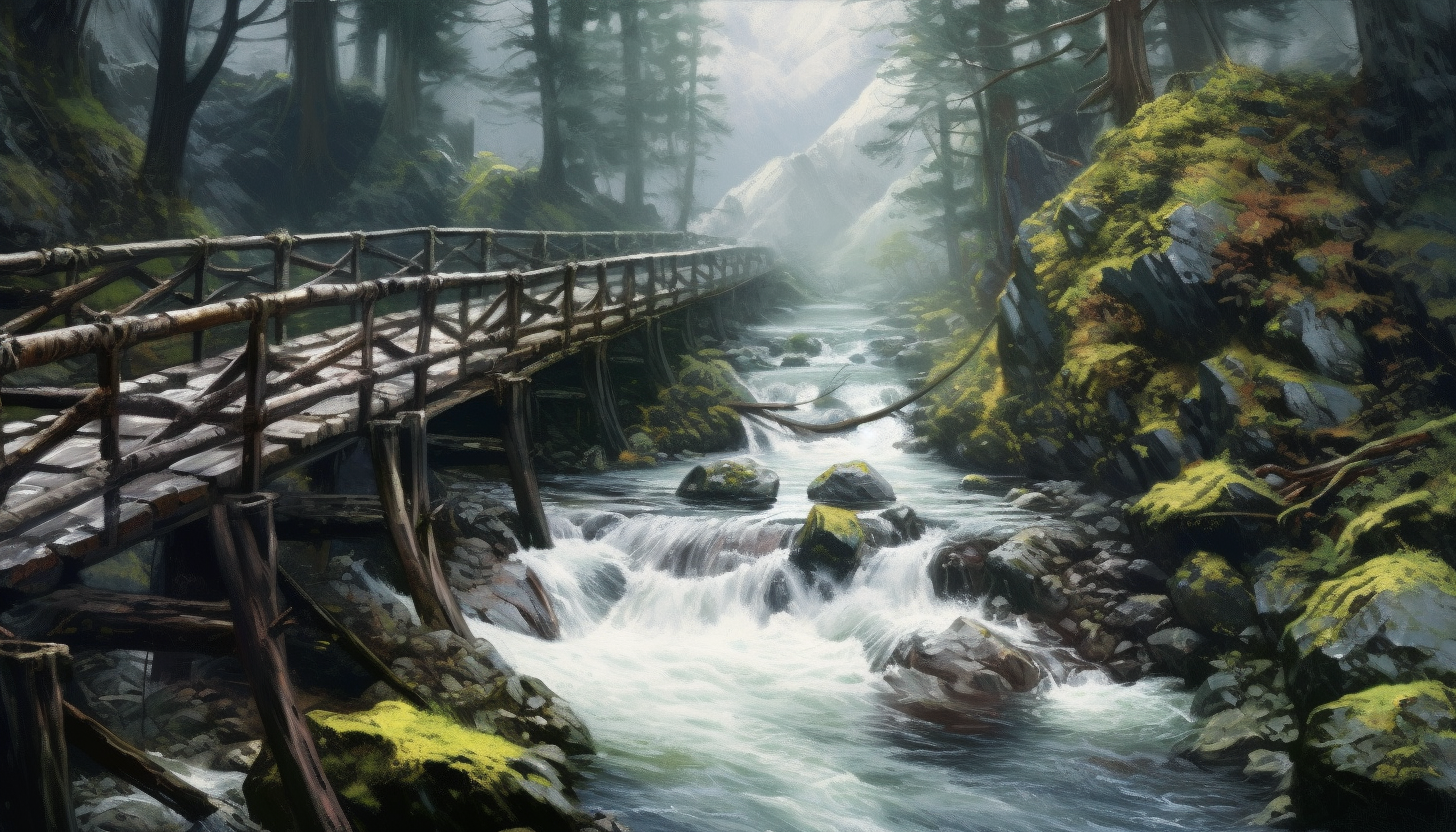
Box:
[469,303,1268,832]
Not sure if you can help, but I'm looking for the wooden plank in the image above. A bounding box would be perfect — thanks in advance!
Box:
[0,639,77,832]
[1,587,234,655]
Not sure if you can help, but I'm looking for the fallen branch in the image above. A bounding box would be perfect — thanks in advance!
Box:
[741,317,996,435]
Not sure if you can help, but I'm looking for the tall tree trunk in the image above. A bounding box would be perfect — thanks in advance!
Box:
[382,12,420,139]
[352,0,381,88]
[977,0,1017,283]
[1103,0,1155,125]
[1351,0,1456,157]
[20,0,89,95]
[1164,0,1218,73]
[558,0,596,191]
[532,0,567,192]
[620,0,646,216]
[936,99,960,283]
[676,29,700,232]
[289,0,342,202]
[140,0,244,198]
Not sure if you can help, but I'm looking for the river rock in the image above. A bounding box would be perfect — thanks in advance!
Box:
[1300,681,1456,828]
[1280,379,1361,429]
[1277,299,1367,383]
[1176,702,1274,766]
[1283,550,1456,709]
[783,333,823,356]
[1335,489,1456,563]
[789,505,865,582]
[984,526,1087,616]
[859,504,925,548]
[1146,626,1211,681]
[1104,594,1172,637]
[806,461,896,507]
[929,539,994,600]
[890,617,1043,706]
[676,456,780,504]
[245,701,585,832]
[1168,551,1258,638]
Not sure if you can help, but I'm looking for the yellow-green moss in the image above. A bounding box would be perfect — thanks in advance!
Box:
[630,352,749,455]
[1307,681,1456,785]
[1130,459,1281,528]
[1291,550,1456,651]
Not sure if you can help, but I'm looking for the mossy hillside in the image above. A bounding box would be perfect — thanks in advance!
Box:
[921,64,1451,481]
[245,700,580,832]
[629,351,750,455]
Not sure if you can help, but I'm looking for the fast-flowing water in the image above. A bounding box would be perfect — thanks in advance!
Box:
[469,303,1269,832]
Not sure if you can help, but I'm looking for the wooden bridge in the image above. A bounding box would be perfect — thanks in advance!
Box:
[0,226,775,832]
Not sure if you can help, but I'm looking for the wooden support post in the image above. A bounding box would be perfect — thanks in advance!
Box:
[624,263,638,322]
[681,307,702,352]
[711,299,730,342]
[562,264,577,345]
[63,260,78,328]
[646,318,676,387]
[348,234,362,324]
[500,379,552,549]
[583,342,630,456]
[0,640,77,832]
[643,258,655,315]
[239,302,271,492]
[531,232,546,268]
[369,419,472,636]
[423,227,436,275]
[209,495,352,832]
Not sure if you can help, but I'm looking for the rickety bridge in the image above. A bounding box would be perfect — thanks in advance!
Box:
[0,225,775,832]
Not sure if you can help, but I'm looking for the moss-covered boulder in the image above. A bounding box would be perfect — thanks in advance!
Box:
[1336,489,1456,563]
[1247,537,1358,630]
[244,701,583,832]
[806,460,897,507]
[1300,682,1456,828]
[984,526,1088,616]
[1283,550,1456,709]
[630,353,749,455]
[783,333,824,357]
[675,457,780,504]
[789,505,865,582]
[1168,551,1258,638]
[1128,460,1282,559]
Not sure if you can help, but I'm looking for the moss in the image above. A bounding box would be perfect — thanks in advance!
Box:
[789,505,865,581]
[1169,550,1258,636]
[1131,458,1280,529]
[628,352,749,455]
[1289,550,1456,652]
[245,701,579,832]
[1306,681,1456,785]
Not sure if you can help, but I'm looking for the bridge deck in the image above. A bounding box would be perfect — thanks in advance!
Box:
[0,230,772,596]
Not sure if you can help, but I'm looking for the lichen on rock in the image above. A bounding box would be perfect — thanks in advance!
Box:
[789,505,865,582]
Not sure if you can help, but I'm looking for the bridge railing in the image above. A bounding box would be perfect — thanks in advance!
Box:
[0,227,715,343]
[0,239,773,558]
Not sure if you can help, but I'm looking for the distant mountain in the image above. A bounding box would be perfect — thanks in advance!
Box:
[691,75,923,273]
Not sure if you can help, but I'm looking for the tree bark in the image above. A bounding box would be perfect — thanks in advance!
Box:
[288,0,343,202]
[1103,0,1155,125]
[0,640,76,832]
[1351,0,1456,156]
[140,0,246,198]
[20,0,89,95]
[1163,0,1219,73]
[532,0,567,192]
[977,0,1018,273]
[382,11,421,138]
[620,0,646,216]
[352,0,382,88]
[559,0,597,191]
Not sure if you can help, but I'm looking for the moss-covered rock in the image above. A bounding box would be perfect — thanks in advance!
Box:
[783,333,823,356]
[984,526,1088,616]
[1128,459,1282,559]
[1247,536,1358,629]
[1283,550,1456,709]
[1168,551,1259,638]
[629,353,749,455]
[676,457,780,504]
[1300,682,1456,828]
[1336,488,1456,563]
[806,460,897,507]
[244,701,583,832]
[789,505,865,582]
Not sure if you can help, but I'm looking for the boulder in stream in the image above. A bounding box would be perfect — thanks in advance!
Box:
[883,617,1044,728]
[676,457,780,505]
[1168,551,1258,639]
[245,700,584,832]
[807,460,897,507]
[789,505,865,582]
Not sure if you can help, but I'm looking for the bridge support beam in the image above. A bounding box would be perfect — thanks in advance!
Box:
[209,494,352,832]
[710,299,730,342]
[369,417,472,637]
[680,308,703,352]
[501,379,553,550]
[0,639,76,832]
[582,341,631,456]
[646,318,676,387]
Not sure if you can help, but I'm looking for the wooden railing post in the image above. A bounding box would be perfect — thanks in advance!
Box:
[624,262,638,322]
[358,295,375,435]
[97,345,122,547]
[562,264,577,346]
[531,232,546,268]
[643,258,656,315]
[594,262,607,337]
[239,299,271,492]
[348,232,363,324]
[192,240,208,363]
[506,270,522,349]
[413,278,437,410]
[0,640,77,832]
[423,227,437,275]
[209,495,352,832]
[500,379,552,549]
[271,237,290,344]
